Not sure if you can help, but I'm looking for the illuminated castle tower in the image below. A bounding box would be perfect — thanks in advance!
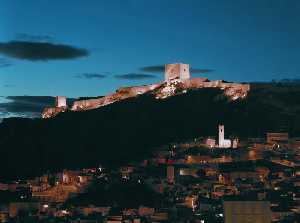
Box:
[165,63,190,82]
[55,96,67,108]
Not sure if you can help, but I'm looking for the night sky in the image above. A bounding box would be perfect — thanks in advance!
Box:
[1,0,300,118]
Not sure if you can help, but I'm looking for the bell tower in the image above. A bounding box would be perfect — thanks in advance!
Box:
[219,125,225,147]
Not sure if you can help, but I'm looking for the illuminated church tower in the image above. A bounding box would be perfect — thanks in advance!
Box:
[218,124,231,148]
[219,125,225,146]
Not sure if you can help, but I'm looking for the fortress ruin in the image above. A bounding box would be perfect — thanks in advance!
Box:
[42,63,250,118]
[55,96,67,108]
[165,63,190,82]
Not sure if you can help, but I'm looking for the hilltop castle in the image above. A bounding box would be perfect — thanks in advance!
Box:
[165,63,190,82]
[42,63,250,118]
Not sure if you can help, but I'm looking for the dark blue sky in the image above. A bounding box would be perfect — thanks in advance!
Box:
[1,0,300,98]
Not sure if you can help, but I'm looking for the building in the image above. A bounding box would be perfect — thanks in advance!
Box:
[223,200,271,223]
[266,132,289,144]
[0,206,9,223]
[232,138,239,149]
[218,125,231,148]
[167,166,175,184]
[138,206,155,216]
[165,63,190,82]
[55,96,67,108]
[62,170,80,184]
[185,195,197,210]
[9,202,40,218]
[206,138,216,148]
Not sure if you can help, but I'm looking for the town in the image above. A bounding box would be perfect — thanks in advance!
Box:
[0,121,299,223]
[1,64,299,223]
[1,1,300,223]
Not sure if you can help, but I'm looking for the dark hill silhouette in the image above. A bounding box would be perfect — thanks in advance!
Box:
[0,83,300,180]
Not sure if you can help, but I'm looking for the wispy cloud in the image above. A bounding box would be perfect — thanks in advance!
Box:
[140,65,165,73]
[140,65,214,74]
[190,68,214,74]
[0,96,52,119]
[0,96,55,112]
[0,58,12,68]
[0,41,89,61]
[15,33,54,43]
[114,73,157,80]
[75,73,107,79]
[3,84,15,88]
[0,96,75,119]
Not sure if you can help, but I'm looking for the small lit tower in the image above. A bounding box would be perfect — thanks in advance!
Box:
[55,96,67,108]
[219,125,225,147]
[165,63,190,82]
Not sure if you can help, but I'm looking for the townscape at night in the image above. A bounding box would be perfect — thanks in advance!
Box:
[1,1,300,222]
[2,129,300,223]
[1,64,300,222]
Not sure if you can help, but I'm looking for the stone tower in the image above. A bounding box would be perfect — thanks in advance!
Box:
[55,96,67,108]
[219,125,225,146]
[165,63,190,82]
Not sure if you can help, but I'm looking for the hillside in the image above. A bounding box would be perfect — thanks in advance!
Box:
[0,82,300,179]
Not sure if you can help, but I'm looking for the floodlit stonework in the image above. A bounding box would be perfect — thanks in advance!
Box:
[42,107,67,119]
[42,63,250,118]
[71,83,161,111]
[55,96,67,108]
[165,63,190,82]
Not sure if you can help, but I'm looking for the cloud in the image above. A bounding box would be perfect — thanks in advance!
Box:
[0,111,40,120]
[140,65,214,74]
[0,58,12,68]
[0,96,76,119]
[15,33,54,43]
[190,68,214,74]
[114,73,157,80]
[0,96,55,113]
[0,41,89,61]
[75,73,107,79]
[140,65,165,73]
[3,84,15,88]
[0,63,11,68]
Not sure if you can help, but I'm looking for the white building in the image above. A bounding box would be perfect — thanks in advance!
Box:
[232,138,239,149]
[206,138,216,148]
[218,125,231,148]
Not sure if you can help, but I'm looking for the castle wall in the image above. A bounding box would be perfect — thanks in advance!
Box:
[183,79,250,100]
[42,107,67,119]
[41,62,250,118]
[71,84,161,111]
[42,80,250,118]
